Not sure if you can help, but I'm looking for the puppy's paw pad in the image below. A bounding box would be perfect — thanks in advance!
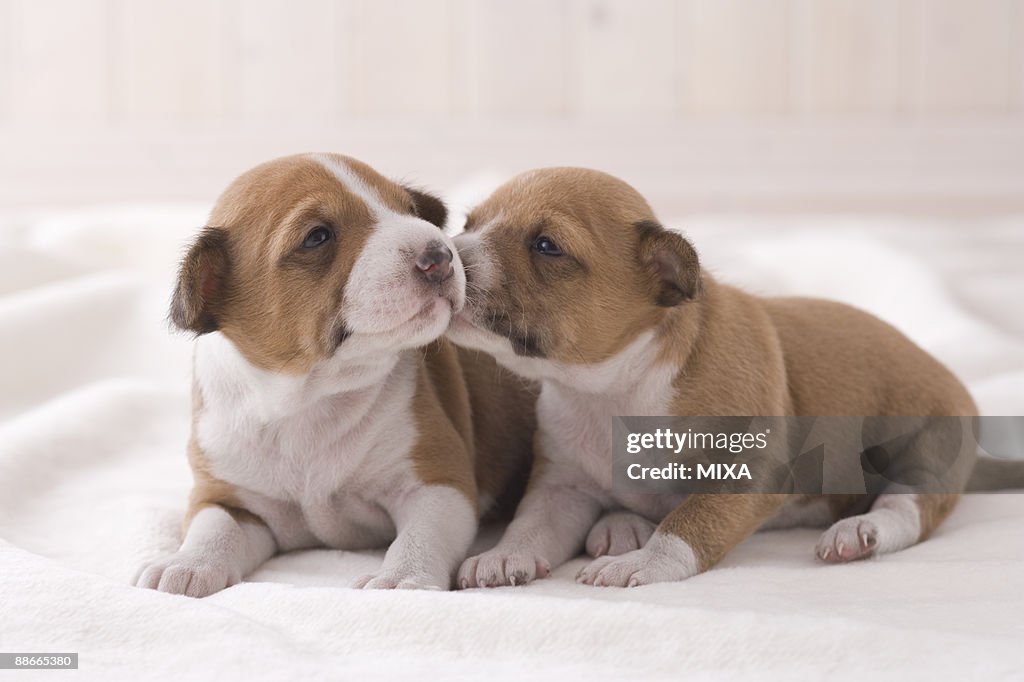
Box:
[577,546,696,587]
[816,517,878,564]
[457,549,550,589]
[133,552,237,598]
[576,555,615,584]
[354,569,448,591]
[586,511,656,558]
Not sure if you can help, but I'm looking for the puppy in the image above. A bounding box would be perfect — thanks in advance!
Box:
[448,167,1002,589]
[134,154,534,597]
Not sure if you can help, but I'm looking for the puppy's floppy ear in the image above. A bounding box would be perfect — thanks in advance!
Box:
[635,220,702,307]
[170,227,231,334]
[404,185,448,229]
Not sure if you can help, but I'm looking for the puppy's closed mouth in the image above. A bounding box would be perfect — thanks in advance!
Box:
[457,306,545,358]
[348,295,454,341]
[507,332,544,358]
[407,295,455,326]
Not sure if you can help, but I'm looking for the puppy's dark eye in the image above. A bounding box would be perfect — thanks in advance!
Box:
[301,226,333,249]
[532,235,563,257]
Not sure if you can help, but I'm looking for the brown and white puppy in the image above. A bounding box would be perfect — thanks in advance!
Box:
[448,167,990,589]
[133,154,534,597]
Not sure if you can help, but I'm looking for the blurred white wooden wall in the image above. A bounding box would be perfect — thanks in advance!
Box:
[3,0,1023,121]
[1,0,1023,211]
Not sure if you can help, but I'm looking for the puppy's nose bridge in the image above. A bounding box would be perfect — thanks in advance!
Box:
[416,240,454,283]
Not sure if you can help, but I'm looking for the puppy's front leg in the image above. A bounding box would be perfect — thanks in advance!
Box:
[578,494,787,587]
[354,485,476,590]
[458,460,604,588]
[134,503,276,598]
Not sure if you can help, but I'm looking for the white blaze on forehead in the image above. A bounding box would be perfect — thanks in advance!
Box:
[310,153,393,219]
[307,154,466,341]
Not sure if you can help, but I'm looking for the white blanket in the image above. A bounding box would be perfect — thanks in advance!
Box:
[2,197,1023,680]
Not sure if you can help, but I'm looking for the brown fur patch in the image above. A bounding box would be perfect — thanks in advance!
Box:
[411,340,538,519]
[411,340,478,511]
[915,493,960,541]
[457,347,538,520]
[660,494,788,570]
[825,494,872,520]
[658,279,976,568]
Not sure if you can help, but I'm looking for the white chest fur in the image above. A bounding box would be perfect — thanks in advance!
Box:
[535,333,685,520]
[193,333,421,550]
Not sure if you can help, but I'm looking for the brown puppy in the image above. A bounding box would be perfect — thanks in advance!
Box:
[448,167,988,588]
[133,154,535,596]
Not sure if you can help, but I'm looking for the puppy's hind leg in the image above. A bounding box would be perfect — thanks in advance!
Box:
[815,493,958,563]
[817,417,968,563]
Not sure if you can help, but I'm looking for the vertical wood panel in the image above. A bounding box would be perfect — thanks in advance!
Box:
[1014,0,1024,112]
[450,0,481,115]
[454,0,568,115]
[801,0,901,115]
[917,0,1014,115]
[0,0,1022,127]
[896,0,923,116]
[684,0,793,116]
[236,0,339,120]
[0,0,11,121]
[343,0,453,115]
[112,0,230,122]
[9,0,109,123]
[571,0,676,115]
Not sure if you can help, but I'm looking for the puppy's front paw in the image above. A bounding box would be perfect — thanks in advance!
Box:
[816,517,878,563]
[576,534,700,587]
[133,551,239,598]
[586,511,656,557]
[457,548,551,588]
[353,567,449,591]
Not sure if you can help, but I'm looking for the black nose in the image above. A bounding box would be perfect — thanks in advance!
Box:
[416,241,453,284]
